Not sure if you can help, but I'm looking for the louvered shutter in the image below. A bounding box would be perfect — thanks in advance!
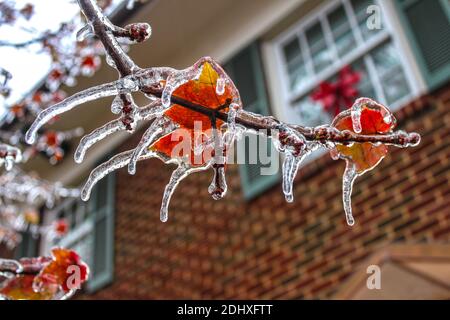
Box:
[224,43,280,200]
[395,0,450,89]
[86,171,115,292]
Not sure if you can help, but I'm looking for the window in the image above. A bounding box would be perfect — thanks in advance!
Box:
[272,0,418,128]
[225,43,280,200]
[42,172,115,293]
[394,0,450,90]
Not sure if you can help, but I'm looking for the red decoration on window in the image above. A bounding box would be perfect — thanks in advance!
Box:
[311,65,361,116]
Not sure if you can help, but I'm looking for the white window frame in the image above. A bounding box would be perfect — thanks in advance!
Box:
[263,0,425,126]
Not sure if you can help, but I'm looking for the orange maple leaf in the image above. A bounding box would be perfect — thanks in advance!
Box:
[331,98,396,174]
[150,62,236,166]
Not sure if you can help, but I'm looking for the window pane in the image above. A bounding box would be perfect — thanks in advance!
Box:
[371,42,410,104]
[328,5,356,58]
[351,59,376,100]
[283,37,301,63]
[283,37,309,91]
[306,22,332,73]
[71,232,94,275]
[293,94,331,126]
[351,0,381,41]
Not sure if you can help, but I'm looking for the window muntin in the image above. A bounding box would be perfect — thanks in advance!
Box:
[276,0,415,127]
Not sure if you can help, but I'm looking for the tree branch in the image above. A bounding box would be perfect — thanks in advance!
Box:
[77,0,420,148]
[78,0,135,77]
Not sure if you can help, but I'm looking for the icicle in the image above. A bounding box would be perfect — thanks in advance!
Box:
[126,0,136,10]
[76,24,94,42]
[161,62,206,108]
[0,258,23,273]
[81,149,156,201]
[25,80,125,144]
[282,152,307,203]
[128,117,176,175]
[106,54,116,68]
[222,103,241,147]
[216,76,226,95]
[75,101,165,163]
[351,102,362,133]
[272,124,310,203]
[110,95,123,114]
[161,71,195,108]
[81,150,133,201]
[208,164,227,200]
[160,165,190,222]
[342,161,358,226]
[75,120,124,163]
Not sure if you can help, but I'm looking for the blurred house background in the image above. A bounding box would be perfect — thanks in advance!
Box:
[4,0,449,299]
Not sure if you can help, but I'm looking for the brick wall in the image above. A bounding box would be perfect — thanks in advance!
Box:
[81,84,449,299]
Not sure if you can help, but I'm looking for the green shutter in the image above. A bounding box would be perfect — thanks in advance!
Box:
[395,0,450,89]
[86,171,115,292]
[225,43,280,200]
[14,231,38,259]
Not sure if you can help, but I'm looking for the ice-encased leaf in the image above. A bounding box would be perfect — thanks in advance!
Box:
[128,116,177,175]
[331,98,399,225]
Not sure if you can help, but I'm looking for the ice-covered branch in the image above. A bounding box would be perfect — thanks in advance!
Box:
[23,0,421,227]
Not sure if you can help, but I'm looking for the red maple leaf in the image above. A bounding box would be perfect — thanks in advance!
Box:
[331,98,396,174]
[150,62,236,166]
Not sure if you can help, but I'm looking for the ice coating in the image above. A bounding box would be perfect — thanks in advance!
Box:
[111,95,123,114]
[0,258,23,274]
[282,152,307,203]
[216,76,226,95]
[128,117,177,175]
[76,24,94,42]
[208,165,227,200]
[351,100,363,133]
[342,162,357,226]
[159,163,212,222]
[161,65,202,108]
[24,79,132,144]
[75,100,165,163]
[81,149,158,201]
[106,54,116,68]
[126,0,137,10]
[75,119,125,163]
[223,103,241,147]
[271,125,311,203]
[160,57,236,109]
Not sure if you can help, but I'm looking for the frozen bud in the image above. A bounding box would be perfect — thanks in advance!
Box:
[124,23,152,43]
